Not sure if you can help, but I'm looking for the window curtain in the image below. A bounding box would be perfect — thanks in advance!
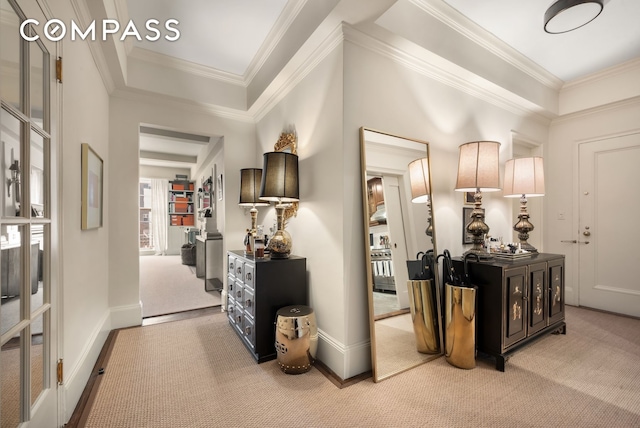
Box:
[151,179,169,255]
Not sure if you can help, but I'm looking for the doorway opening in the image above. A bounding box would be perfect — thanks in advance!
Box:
[138,125,222,320]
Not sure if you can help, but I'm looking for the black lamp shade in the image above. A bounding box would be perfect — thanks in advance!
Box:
[239,168,269,206]
[259,152,299,202]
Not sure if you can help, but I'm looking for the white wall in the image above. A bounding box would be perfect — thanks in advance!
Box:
[108,95,256,329]
[53,0,112,420]
[545,98,640,306]
[255,45,357,376]
[342,35,551,377]
[192,138,225,238]
[251,28,554,380]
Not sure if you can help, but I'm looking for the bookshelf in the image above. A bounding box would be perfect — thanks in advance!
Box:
[169,180,195,226]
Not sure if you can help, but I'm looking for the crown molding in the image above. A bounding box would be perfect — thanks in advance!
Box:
[249,21,344,122]
[111,87,254,123]
[128,47,246,87]
[244,0,308,86]
[411,0,564,91]
[344,23,553,124]
[551,95,640,125]
[70,0,116,93]
[562,58,640,90]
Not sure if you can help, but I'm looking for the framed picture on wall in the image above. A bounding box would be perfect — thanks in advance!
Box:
[81,143,103,230]
[462,207,474,245]
[217,174,223,200]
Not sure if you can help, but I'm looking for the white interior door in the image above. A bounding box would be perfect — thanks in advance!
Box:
[382,175,410,310]
[1,0,59,425]
[578,132,640,317]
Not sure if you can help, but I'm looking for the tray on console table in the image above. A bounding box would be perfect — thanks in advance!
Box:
[226,250,307,363]
[453,253,566,371]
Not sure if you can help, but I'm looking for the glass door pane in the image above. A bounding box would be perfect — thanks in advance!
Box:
[30,131,46,217]
[30,313,44,406]
[1,108,23,218]
[1,335,22,428]
[0,0,21,110]
[0,224,26,337]
[29,39,46,129]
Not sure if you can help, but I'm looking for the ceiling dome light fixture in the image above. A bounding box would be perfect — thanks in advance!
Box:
[544,0,604,34]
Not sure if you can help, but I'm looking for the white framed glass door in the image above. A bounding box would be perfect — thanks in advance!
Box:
[0,0,59,425]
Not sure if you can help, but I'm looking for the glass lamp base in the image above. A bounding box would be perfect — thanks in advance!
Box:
[268,229,291,259]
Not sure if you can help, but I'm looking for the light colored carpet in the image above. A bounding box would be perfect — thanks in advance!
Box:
[140,255,221,318]
[82,306,640,427]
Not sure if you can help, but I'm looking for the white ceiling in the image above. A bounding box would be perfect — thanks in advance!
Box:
[126,0,640,82]
[441,0,640,82]
[131,0,640,167]
[127,0,288,76]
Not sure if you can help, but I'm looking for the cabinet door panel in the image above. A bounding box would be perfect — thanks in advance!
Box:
[528,263,547,335]
[504,268,527,347]
[549,262,564,324]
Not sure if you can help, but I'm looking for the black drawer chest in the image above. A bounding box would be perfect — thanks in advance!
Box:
[227,251,307,362]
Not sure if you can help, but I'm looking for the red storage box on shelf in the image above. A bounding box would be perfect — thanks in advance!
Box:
[182,215,194,226]
[172,183,185,190]
[175,196,189,202]
[170,215,182,225]
[174,203,188,212]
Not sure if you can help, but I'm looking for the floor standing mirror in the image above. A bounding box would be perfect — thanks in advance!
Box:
[359,127,444,382]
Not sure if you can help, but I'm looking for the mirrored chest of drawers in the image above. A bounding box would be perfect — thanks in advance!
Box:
[227,250,307,362]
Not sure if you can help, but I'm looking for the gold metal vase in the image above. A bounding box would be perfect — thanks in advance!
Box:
[407,280,441,354]
[445,283,477,369]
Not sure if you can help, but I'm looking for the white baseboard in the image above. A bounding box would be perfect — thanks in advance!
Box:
[315,328,371,381]
[110,302,143,330]
[62,308,111,423]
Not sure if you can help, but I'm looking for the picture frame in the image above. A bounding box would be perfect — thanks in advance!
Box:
[81,143,103,230]
[217,173,223,201]
[464,191,475,205]
[462,207,474,244]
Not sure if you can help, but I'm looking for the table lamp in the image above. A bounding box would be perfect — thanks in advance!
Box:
[455,141,501,258]
[503,157,545,252]
[259,151,299,259]
[408,157,433,240]
[239,168,269,255]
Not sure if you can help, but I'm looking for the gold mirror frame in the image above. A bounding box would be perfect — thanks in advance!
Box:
[359,127,444,382]
[274,131,298,222]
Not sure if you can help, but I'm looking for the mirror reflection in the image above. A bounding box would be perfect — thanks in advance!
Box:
[360,127,443,382]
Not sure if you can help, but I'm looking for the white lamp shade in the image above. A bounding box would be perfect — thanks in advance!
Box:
[454,141,501,192]
[503,157,545,198]
[408,158,431,203]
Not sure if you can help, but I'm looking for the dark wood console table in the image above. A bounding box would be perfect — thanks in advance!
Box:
[453,253,566,371]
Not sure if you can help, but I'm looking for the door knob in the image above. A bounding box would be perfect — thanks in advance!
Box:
[583,230,591,236]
